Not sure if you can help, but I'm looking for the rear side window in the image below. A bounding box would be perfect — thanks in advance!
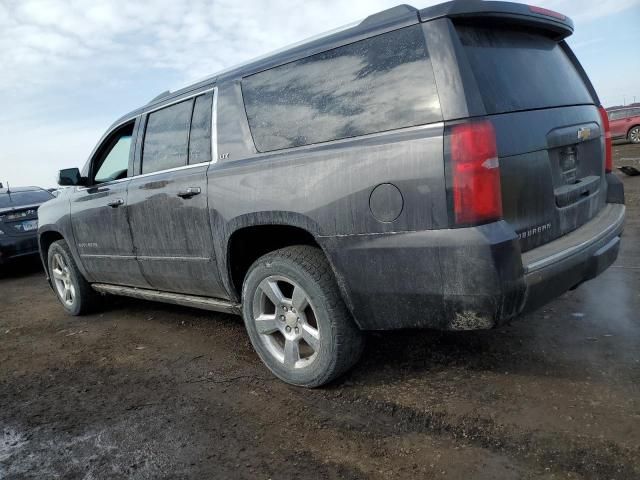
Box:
[189,93,213,164]
[608,110,629,120]
[456,26,593,114]
[142,99,193,174]
[242,25,441,152]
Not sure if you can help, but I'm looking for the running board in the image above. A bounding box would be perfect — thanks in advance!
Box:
[92,283,241,315]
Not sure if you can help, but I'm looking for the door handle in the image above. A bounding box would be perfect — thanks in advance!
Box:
[107,198,125,208]
[177,187,201,199]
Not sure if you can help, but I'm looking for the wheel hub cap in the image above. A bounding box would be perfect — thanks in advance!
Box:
[284,311,298,328]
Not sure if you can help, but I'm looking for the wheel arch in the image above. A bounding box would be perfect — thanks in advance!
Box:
[221,212,357,323]
[627,124,640,142]
[39,229,65,278]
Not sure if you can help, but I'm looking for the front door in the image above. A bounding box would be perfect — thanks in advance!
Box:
[70,118,150,287]
[126,91,226,298]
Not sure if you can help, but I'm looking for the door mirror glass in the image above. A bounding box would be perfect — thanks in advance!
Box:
[58,168,85,186]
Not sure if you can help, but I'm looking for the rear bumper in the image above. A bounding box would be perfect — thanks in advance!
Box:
[0,233,39,264]
[520,203,624,314]
[320,203,624,331]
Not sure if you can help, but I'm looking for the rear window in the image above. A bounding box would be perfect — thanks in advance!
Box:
[242,25,441,152]
[456,26,593,115]
[0,190,53,209]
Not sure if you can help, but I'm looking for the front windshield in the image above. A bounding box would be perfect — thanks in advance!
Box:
[0,190,54,209]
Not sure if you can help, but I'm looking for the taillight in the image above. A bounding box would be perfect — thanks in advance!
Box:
[598,106,613,173]
[450,121,502,226]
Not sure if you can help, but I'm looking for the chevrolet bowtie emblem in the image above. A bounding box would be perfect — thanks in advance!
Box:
[577,127,591,141]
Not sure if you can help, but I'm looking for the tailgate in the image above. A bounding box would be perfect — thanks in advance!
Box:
[453,24,606,252]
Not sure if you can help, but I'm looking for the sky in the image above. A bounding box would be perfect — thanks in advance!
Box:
[0,0,639,188]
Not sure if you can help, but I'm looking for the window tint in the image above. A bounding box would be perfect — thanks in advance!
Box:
[189,94,212,164]
[456,26,593,114]
[242,25,441,152]
[95,136,132,183]
[142,99,193,174]
[0,190,53,208]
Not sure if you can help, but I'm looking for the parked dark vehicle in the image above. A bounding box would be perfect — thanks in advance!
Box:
[38,1,625,387]
[607,107,640,144]
[1,187,54,265]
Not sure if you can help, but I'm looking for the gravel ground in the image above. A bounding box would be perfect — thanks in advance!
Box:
[1,144,639,479]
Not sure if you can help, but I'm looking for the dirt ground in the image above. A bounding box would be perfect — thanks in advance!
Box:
[1,144,639,479]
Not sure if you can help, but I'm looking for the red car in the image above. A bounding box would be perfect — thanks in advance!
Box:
[608,107,640,144]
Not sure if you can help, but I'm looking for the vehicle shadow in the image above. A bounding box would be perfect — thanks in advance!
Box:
[0,255,43,280]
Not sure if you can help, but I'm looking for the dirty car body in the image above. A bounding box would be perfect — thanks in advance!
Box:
[38,1,625,384]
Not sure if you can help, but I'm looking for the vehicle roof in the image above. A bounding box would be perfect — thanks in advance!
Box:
[108,0,574,131]
[0,186,47,194]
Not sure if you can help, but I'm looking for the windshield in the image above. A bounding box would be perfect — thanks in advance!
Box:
[0,190,54,209]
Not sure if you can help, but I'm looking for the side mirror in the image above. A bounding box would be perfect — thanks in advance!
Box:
[58,168,86,186]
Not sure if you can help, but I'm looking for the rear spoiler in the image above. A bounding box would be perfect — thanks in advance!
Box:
[420,0,574,40]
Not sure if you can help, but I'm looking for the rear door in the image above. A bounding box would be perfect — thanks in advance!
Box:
[450,23,606,252]
[609,109,629,139]
[126,90,227,298]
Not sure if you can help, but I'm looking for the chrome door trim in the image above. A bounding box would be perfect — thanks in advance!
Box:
[79,86,218,190]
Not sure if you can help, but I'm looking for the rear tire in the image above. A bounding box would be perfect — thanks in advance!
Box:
[47,239,98,315]
[242,246,364,387]
[629,126,640,144]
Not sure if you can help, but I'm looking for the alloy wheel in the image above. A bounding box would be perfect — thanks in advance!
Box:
[51,253,75,307]
[251,275,320,369]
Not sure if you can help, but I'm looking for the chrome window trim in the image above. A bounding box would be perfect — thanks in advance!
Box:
[211,86,219,164]
[79,86,218,190]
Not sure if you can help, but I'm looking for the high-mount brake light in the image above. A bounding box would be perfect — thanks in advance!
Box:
[451,121,502,226]
[598,106,613,173]
[528,5,566,20]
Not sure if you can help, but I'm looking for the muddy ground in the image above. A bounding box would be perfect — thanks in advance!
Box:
[1,144,639,479]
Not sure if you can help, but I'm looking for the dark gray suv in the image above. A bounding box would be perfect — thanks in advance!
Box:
[38,1,625,387]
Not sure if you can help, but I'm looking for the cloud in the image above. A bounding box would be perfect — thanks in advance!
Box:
[0,0,638,186]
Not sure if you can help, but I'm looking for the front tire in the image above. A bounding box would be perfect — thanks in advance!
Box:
[47,239,98,315]
[629,126,640,144]
[242,246,364,388]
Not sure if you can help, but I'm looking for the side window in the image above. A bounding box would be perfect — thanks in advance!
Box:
[142,99,193,174]
[608,110,625,121]
[189,93,213,164]
[241,24,441,152]
[93,122,135,184]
